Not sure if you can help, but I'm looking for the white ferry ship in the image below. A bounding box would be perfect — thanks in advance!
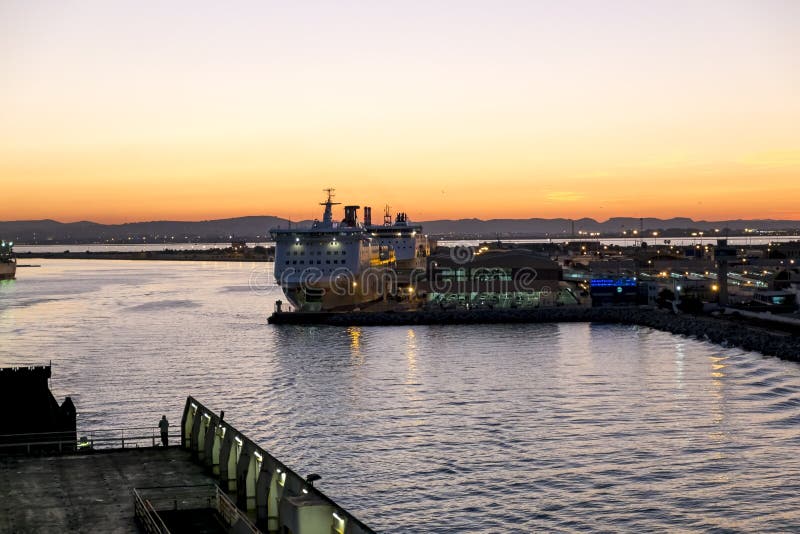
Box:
[270,190,430,311]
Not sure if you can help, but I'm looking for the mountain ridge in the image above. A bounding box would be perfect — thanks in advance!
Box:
[1,216,799,243]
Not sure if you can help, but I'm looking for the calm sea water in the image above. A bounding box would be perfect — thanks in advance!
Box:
[2,260,800,532]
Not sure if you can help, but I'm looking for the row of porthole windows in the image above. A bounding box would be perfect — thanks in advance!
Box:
[291,250,345,256]
[286,259,348,265]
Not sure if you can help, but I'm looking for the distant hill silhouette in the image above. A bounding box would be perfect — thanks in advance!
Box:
[1,216,799,243]
[419,217,800,236]
[0,217,292,244]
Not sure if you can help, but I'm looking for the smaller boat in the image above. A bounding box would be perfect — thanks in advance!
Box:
[0,240,17,280]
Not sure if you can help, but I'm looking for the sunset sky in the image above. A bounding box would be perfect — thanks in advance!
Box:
[2,0,798,223]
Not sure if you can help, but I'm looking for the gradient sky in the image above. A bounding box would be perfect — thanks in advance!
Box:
[2,0,798,223]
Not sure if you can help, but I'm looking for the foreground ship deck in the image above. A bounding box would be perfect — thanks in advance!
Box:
[0,395,374,534]
[0,447,213,533]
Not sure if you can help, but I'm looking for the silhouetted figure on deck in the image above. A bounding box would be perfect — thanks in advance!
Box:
[159,415,169,447]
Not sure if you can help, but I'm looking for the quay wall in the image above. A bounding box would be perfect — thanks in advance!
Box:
[269,307,800,362]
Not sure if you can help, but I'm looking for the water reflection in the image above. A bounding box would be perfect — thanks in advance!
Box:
[674,341,685,390]
[709,354,728,432]
[406,328,417,382]
[348,326,362,362]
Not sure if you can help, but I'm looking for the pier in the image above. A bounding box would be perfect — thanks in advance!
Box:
[0,396,374,534]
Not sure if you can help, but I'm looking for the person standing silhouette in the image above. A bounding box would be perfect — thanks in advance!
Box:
[159,415,169,447]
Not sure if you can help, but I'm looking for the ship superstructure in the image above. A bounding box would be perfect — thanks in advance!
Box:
[365,206,430,271]
[0,240,16,280]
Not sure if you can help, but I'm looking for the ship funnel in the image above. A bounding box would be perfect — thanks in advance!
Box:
[364,207,372,227]
[342,205,360,227]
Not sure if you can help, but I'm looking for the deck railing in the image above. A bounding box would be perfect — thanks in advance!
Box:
[0,427,170,453]
[133,484,260,534]
[133,488,171,534]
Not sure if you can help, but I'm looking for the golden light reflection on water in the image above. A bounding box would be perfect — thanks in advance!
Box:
[347,326,362,363]
[710,356,728,384]
[403,328,424,429]
[709,355,728,431]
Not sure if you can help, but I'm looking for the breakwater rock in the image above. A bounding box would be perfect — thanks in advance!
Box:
[269,307,800,362]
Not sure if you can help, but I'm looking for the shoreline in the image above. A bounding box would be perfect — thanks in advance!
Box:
[269,306,800,362]
[17,252,274,262]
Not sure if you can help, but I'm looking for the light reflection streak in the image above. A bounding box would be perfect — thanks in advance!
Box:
[406,329,417,382]
[347,326,362,363]
[709,355,728,433]
[674,341,685,390]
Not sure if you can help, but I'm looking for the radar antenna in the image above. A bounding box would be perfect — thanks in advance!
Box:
[320,188,341,227]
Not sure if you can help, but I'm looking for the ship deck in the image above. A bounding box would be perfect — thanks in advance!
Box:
[0,447,214,533]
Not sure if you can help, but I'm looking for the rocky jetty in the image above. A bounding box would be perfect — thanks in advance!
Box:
[269,307,800,362]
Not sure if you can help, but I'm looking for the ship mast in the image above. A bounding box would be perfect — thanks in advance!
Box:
[320,188,341,227]
[383,204,392,226]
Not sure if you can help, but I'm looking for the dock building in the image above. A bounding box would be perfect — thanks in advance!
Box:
[424,248,579,308]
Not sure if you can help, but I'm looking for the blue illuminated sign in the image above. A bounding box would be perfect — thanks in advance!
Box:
[590,278,637,287]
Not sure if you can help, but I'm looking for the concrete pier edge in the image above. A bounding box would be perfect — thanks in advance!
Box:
[268,307,800,362]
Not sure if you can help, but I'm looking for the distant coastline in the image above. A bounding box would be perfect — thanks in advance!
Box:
[2,216,800,245]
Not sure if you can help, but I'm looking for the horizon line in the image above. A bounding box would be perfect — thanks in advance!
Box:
[3,214,800,226]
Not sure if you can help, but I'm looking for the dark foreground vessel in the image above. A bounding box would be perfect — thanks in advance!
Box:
[0,366,374,533]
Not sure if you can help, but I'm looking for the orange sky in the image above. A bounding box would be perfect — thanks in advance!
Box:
[2,1,799,223]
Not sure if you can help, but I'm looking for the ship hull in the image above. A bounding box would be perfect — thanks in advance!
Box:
[280,282,385,312]
[0,263,15,280]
